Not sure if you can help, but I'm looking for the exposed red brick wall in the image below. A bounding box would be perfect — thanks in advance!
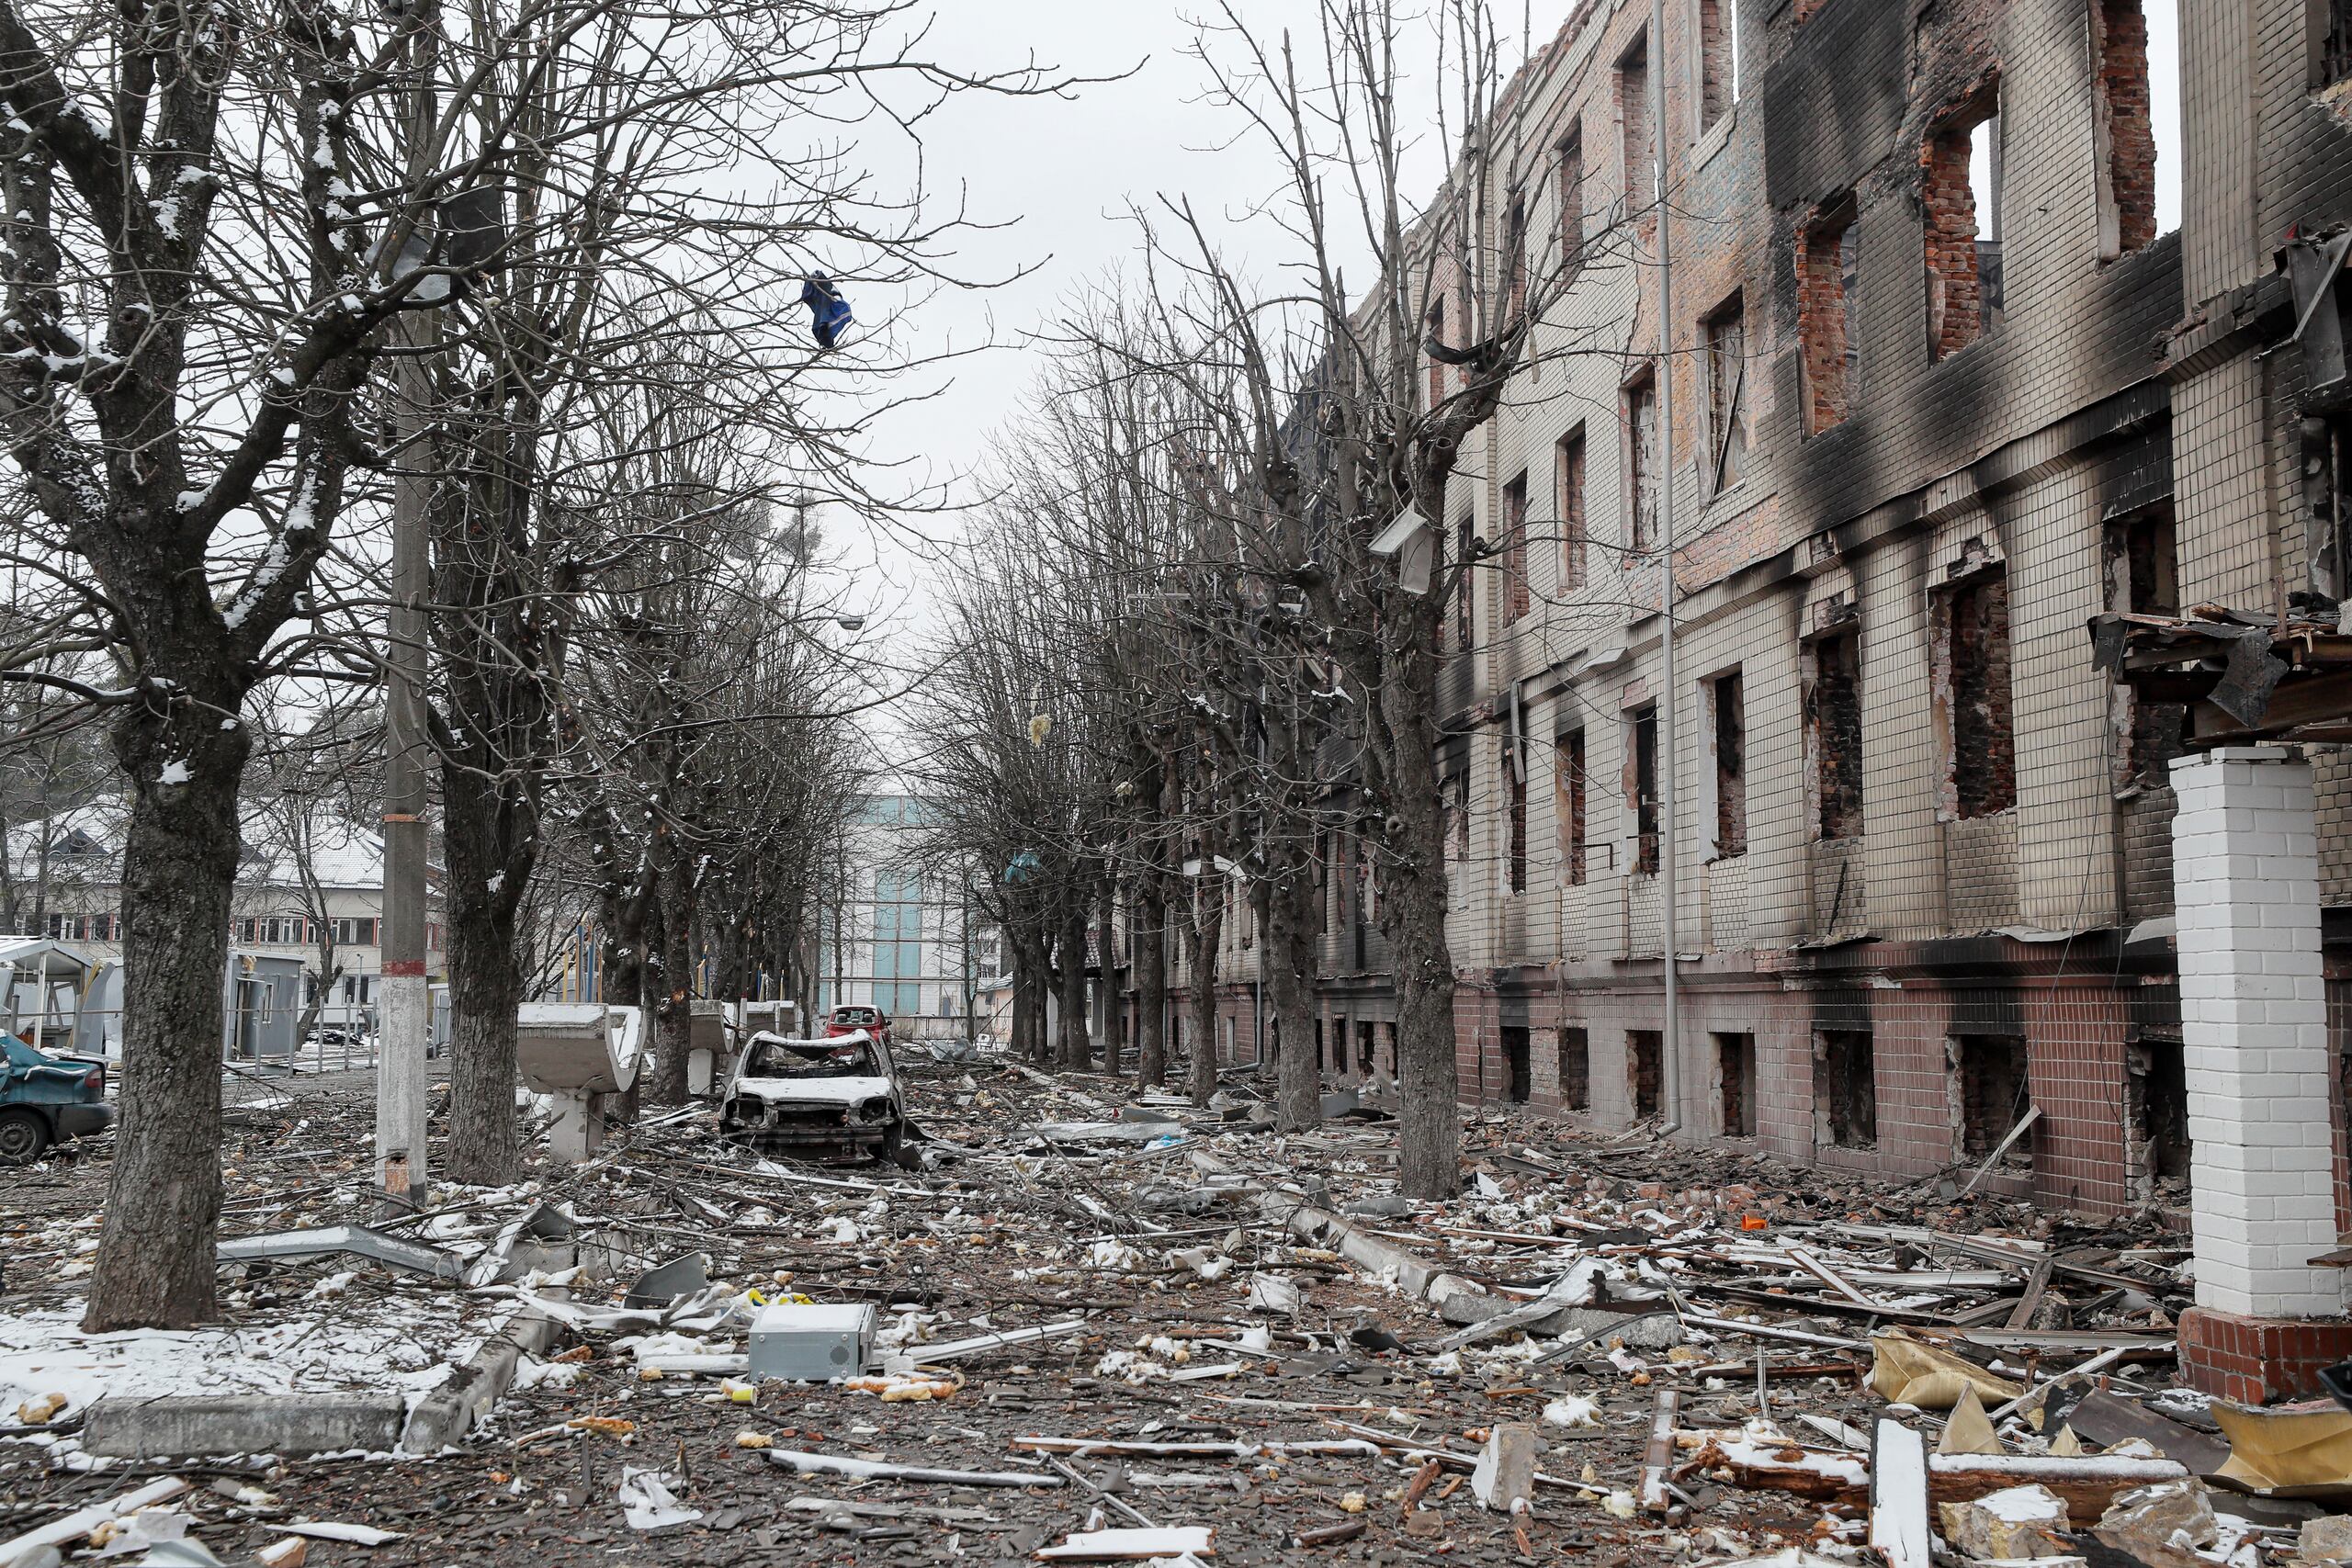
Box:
[1922,120,1984,359]
[2098,0,2157,254]
[1807,627,1865,840]
[1557,431,1587,590]
[1798,213,1853,432]
[1557,129,1584,272]
[1557,728,1588,886]
[1947,572,2017,818]
[1502,472,1530,623]
[1699,0,1733,130]
[2181,1308,2352,1405]
[1617,38,1651,202]
[1713,671,1747,857]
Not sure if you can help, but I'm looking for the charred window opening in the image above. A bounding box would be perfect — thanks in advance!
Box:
[1805,625,1865,840]
[1558,128,1586,276]
[2095,0,2160,256]
[1558,728,1589,886]
[1629,1029,1663,1119]
[1559,1026,1590,1111]
[1627,371,1659,549]
[1942,568,2018,818]
[1704,292,1748,491]
[1454,512,1476,653]
[1502,1025,1532,1104]
[1699,0,1738,130]
[1630,705,1661,874]
[1317,1018,1330,1073]
[1357,1020,1375,1078]
[2127,1033,2191,1185]
[1952,1034,2034,1168]
[1502,472,1531,625]
[1558,430,1589,591]
[2306,412,2352,607]
[1619,35,1653,204]
[1505,733,1529,895]
[2108,506,2186,785]
[1715,1032,1756,1137]
[2323,0,2352,86]
[1925,92,2003,359]
[1712,671,1747,858]
[1799,203,1858,434]
[1447,767,1471,865]
[1814,1029,1877,1149]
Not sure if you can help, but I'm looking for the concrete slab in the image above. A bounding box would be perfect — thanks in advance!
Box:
[82,1393,405,1459]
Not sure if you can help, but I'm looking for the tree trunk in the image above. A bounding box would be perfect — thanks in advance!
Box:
[442,876,524,1182]
[83,710,249,1331]
[1265,862,1320,1132]
[1134,873,1167,1089]
[1096,873,1122,1076]
[645,828,695,1103]
[1057,903,1091,1071]
[1376,625,1461,1199]
[1183,888,1222,1107]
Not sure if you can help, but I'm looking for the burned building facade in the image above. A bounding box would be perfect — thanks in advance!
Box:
[1144,0,2352,1395]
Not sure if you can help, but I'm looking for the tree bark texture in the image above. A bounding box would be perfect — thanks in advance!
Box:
[1183,886,1223,1107]
[1375,614,1461,1198]
[1133,874,1167,1089]
[645,827,695,1103]
[1056,904,1091,1071]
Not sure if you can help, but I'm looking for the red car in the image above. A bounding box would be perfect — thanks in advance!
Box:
[824,1004,891,1049]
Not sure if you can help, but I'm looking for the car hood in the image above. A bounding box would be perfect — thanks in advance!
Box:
[729,1075,894,1107]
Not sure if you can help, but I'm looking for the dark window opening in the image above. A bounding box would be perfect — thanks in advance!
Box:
[1558,129,1586,275]
[1629,1029,1663,1118]
[2109,507,2186,786]
[1806,626,1865,840]
[2096,0,2159,256]
[1505,736,1529,895]
[1814,1030,1877,1149]
[1502,1025,1532,1104]
[1944,569,2017,818]
[1626,373,1659,550]
[1505,198,1529,321]
[1953,1035,2033,1168]
[1558,729,1589,886]
[1631,705,1660,874]
[2128,1034,2191,1184]
[1618,36,1652,203]
[1427,292,1449,410]
[1716,1032,1756,1137]
[1454,513,1476,654]
[1357,1020,1375,1079]
[2323,0,2352,85]
[1925,95,2002,358]
[1502,472,1531,624]
[1559,1026,1590,1111]
[1713,671,1747,858]
[1799,206,1858,434]
[1704,293,1748,491]
[1558,431,1588,591]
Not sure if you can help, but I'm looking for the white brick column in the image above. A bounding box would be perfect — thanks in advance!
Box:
[2170,747,2346,1318]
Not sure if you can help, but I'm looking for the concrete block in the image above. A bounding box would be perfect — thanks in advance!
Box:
[84,1393,405,1458]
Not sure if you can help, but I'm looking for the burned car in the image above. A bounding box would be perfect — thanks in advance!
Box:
[719,1030,908,1164]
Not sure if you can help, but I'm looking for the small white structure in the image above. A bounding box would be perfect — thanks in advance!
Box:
[517,1002,644,1161]
[686,1000,728,1098]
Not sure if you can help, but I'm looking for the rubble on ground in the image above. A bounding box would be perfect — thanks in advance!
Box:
[1,1051,2339,1566]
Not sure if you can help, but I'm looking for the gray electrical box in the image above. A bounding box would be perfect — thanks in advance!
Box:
[747,1301,876,1381]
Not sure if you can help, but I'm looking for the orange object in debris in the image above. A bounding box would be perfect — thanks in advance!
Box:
[1742,1214,1769,1230]
[565,1416,636,1438]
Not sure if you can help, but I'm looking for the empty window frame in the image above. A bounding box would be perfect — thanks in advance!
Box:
[1952,1034,2034,1168]
[1924,91,2003,358]
[1814,1029,1877,1148]
[1502,471,1531,625]
[1505,734,1529,895]
[1558,1026,1591,1111]
[1630,704,1661,875]
[1557,728,1589,886]
[1941,568,2018,818]
[1699,0,1739,131]
[1712,671,1747,858]
[1628,1029,1663,1118]
[1716,1032,1756,1137]
[1799,203,1859,433]
[1618,34,1654,203]
[2322,0,2352,86]
[1454,512,1476,653]
[1502,1025,1532,1103]
[1626,371,1659,550]
[1704,292,1749,491]
[1557,429,1588,591]
[2094,0,2160,256]
[2107,505,2186,786]
[1804,625,1865,840]
[1557,127,1586,274]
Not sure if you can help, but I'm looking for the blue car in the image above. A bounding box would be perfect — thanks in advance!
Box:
[0,1034,115,1165]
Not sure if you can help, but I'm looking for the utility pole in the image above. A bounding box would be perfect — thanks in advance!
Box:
[1650,0,1683,1137]
[378,13,438,1209]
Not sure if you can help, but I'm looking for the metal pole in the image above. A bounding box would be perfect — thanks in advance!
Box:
[376,16,437,1208]
[1650,0,1683,1138]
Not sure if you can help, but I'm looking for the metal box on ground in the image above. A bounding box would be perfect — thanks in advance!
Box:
[748,1301,876,1381]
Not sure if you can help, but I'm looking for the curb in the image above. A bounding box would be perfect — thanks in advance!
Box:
[399,1298,570,1453]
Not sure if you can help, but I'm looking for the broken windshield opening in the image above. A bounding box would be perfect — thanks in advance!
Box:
[743,1037,879,1078]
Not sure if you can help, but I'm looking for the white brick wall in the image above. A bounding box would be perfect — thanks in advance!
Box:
[2171,747,2347,1319]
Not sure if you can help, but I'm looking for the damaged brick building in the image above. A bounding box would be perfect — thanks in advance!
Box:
[1140,0,2352,1396]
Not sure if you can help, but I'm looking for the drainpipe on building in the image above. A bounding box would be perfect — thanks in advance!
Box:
[1650,0,1682,1138]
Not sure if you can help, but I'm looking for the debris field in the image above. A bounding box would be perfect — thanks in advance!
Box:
[2,1051,2339,1568]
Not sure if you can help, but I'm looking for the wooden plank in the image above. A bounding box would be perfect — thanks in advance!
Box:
[1870,1420,1933,1568]
[1790,1247,1880,1308]
[1638,1389,1680,1514]
[2005,1258,2053,1330]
